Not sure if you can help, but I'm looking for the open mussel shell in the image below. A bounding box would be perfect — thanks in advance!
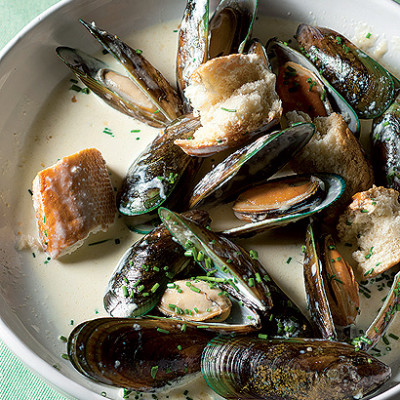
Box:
[222,173,345,238]
[209,0,258,58]
[296,24,396,119]
[189,122,316,209]
[176,0,209,111]
[159,208,273,315]
[268,39,359,134]
[56,47,168,128]
[68,318,215,391]
[201,336,391,400]
[371,93,400,190]
[118,114,202,216]
[80,20,183,122]
[104,210,210,318]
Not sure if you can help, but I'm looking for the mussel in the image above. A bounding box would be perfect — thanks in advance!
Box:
[117,114,202,216]
[159,208,313,338]
[371,93,400,191]
[201,336,391,400]
[296,24,397,119]
[68,318,215,391]
[222,173,345,238]
[189,122,316,209]
[267,39,359,134]
[104,210,210,318]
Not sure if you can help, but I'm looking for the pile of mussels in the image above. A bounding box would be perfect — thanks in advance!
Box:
[57,0,400,399]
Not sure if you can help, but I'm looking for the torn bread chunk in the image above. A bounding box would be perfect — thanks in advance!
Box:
[286,111,374,211]
[175,53,282,156]
[337,186,400,278]
[32,148,116,259]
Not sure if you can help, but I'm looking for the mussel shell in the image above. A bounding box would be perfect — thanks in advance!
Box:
[56,47,167,128]
[268,39,359,134]
[189,122,316,209]
[104,210,210,318]
[296,24,395,119]
[118,114,202,216]
[222,173,345,238]
[176,0,209,111]
[159,208,273,314]
[68,318,215,391]
[303,222,337,340]
[201,336,391,400]
[371,93,400,191]
[80,20,183,122]
[209,0,258,58]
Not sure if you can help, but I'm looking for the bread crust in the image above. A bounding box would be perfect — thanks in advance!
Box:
[32,148,116,259]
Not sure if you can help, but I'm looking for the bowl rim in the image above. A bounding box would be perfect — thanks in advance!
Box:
[0,0,400,399]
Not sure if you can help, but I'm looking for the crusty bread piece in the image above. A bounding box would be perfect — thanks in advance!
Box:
[286,111,374,210]
[337,186,400,278]
[32,148,116,259]
[175,53,282,156]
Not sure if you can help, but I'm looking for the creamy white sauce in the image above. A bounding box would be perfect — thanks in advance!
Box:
[11,16,400,400]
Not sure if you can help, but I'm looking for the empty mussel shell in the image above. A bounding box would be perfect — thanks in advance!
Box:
[189,122,316,209]
[201,336,391,400]
[68,318,215,391]
[296,24,396,119]
[222,173,345,238]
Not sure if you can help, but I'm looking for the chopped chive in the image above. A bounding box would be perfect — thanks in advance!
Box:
[255,272,262,283]
[136,49,143,55]
[150,365,158,379]
[122,286,129,298]
[28,189,33,196]
[156,328,170,334]
[137,284,145,292]
[248,278,255,287]
[366,32,372,39]
[258,333,268,340]
[286,257,292,264]
[364,268,374,277]
[151,283,160,293]
[190,286,201,293]
[365,247,374,260]
[61,353,69,360]
[131,129,141,133]
[58,335,68,342]
[70,84,82,92]
[249,250,258,260]
[177,345,182,350]
[389,333,399,340]
[181,324,187,332]
[220,107,237,112]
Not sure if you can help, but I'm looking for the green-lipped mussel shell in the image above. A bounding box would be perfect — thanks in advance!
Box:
[176,0,209,111]
[56,47,168,128]
[222,173,345,238]
[371,93,400,190]
[68,318,214,391]
[159,208,273,314]
[201,336,391,400]
[209,0,258,58]
[80,20,183,122]
[117,114,202,216]
[104,210,210,318]
[189,122,316,209]
[268,39,360,134]
[159,208,313,338]
[296,24,395,119]
[304,222,337,339]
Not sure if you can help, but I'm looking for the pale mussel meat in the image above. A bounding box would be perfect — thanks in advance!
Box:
[67,318,215,392]
[104,210,210,318]
[201,335,391,400]
[296,24,397,119]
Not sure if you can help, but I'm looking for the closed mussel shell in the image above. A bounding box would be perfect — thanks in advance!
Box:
[201,336,391,400]
[68,318,215,391]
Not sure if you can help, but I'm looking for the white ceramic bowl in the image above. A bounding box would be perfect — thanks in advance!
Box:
[1,0,400,399]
